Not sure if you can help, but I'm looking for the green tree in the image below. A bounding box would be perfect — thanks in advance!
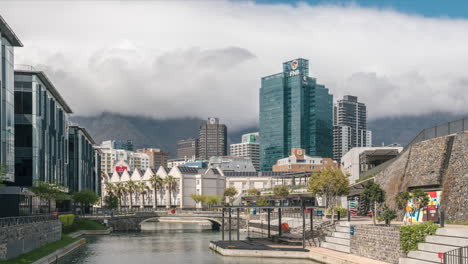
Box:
[190,194,206,209]
[378,207,397,225]
[247,188,261,196]
[256,198,269,206]
[307,168,349,222]
[409,189,430,223]
[273,185,290,197]
[137,181,148,208]
[204,195,220,210]
[223,187,238,205]
[114,182,125,209]
[125,180,137,208]
[395,191,410,219]
[164,175,178,208]
[104,195,119,210]
[361,182,386,225]
[30,181,71,213]
[149,174,164,208]
[73,189,100,214]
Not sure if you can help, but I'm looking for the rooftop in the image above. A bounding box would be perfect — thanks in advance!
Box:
[0,15,23,47]
[69,125,96,144]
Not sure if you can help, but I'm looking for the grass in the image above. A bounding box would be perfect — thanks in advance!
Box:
[446,220,468,225]
[63,219,107,234]
[0,235,78,264]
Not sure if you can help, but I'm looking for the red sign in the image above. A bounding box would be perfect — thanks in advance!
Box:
[115,165,128,173]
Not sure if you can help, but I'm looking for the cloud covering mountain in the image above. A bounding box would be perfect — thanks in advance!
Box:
[3,1,468,129]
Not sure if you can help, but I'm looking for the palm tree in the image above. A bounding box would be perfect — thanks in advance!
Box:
[138,181,148,208]
[106,183,116,196]
[115,182,125,209]
[164,175,178,208]
[149,174,164,209]
[125,180,137,208]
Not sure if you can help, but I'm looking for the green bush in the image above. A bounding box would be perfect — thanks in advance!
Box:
[378,207,397,225]
[327,207,347,217]
[58,214,75,227]
[397,222,439,252]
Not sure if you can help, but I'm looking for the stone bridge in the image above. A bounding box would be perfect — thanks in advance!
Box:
[102,213,224,231]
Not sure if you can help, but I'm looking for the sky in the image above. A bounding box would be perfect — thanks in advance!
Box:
[2,1,468,130]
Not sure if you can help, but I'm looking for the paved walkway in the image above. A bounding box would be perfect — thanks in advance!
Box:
[307,247,388,264]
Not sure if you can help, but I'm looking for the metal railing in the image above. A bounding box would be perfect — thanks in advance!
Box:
[0,214,57,227]
[444,246,468,264]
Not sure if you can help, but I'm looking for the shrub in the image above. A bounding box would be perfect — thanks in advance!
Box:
[378,207,397,225]
[398,222,439,252]
[58,214,75,227]
[247,188,261,196]
[273,185,290,196]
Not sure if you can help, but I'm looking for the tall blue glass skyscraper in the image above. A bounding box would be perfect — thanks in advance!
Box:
[259,59,333,171]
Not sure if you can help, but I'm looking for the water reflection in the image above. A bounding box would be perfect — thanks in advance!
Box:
[141,220,212,231]
[59,231,315,264]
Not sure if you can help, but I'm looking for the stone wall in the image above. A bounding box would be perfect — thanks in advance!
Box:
[350,225,404,264]
[441,133,468,221]
[0,220,62,260]
[375,132,468,221]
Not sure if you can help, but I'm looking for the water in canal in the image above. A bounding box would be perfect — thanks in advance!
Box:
[59,221,315,264]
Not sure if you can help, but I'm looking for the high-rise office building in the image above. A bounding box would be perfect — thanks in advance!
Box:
[13,68,73,187]
[136,148,170,169]
[114,140,133,151]
[197,117,227,160]
[230,132,260,170]
[68,126,101,194]
[333,95,372,162]
[0,16,23,182]
[177,138,197,160]
[259,59,333,171]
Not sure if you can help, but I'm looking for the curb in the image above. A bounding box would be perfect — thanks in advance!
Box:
[32,238,86,264]
[69,227,113,238]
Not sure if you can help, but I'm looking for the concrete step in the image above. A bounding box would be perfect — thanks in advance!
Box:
[325,236,350,246]
[426,235,468,247]
[407,251,442,263]
[336,226,350,233]
[337,221,350,227]
[418,242,458,253]
[332,231,350,239]
[320,242,350,253]
[436,228,468,238]
[399,257,438,264]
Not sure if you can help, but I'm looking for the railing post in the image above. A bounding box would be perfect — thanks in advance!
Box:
[221,208,225,241]
[267,208,271,238]
[237,208,240,241]
[278,207,282,237]
[458,247,463,264]
[228,208,232,242]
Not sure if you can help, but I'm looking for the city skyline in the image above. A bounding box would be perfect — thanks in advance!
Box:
[2,1,467,131]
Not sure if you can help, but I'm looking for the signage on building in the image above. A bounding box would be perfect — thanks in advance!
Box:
[115,165,128,173]
[250,135,256,143]
[287,60,300,77]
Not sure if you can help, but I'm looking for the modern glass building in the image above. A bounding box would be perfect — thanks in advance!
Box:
[0,15,23,182]
[259,59,333,171]
[13,68,72,187]
[68,126,101,195]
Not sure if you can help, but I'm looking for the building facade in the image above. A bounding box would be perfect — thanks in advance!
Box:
[197,117,227,160]
[176,138,197,160]
[208,156,256,172]
[341,146,403,184]
[230,132,260,170]
[136,148,170,169]
[13,69,73,187]
[333,95,372,162]
[0,16,22,182]
[259,59,333,171]
[272,148,336,172]
[68,126,101,194]
[97,142,150,174]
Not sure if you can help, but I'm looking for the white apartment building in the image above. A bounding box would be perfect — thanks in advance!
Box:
[229,132,260,170]
[208,156,256,172]
[97,142,150,174]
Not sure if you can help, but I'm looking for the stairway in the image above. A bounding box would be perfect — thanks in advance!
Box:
[320,221,351,253]
[399,228,468,264]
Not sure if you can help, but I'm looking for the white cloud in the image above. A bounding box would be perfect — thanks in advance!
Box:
[2,1,468,129]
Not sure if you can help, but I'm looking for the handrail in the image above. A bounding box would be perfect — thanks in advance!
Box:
[443,245,468,264]
[0,214,57,227]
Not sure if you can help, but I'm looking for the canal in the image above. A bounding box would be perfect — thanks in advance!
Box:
[59,221,314,264]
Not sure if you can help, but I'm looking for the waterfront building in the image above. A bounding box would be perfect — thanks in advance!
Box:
[208,156,256,172]
[100,139,133,151]
[272,148,336,172]
[197,117,227,160]
[0,15,23,182]
[97,141,150,174]
[103,165,224,209]
[333,95,372,162]
[341,146,403,184]
[68,126,101,194]
[177,138,197,160]
[136,148,170,169]
[13,68,72,187]
[259,58,333,171]
[229,132,260,170]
